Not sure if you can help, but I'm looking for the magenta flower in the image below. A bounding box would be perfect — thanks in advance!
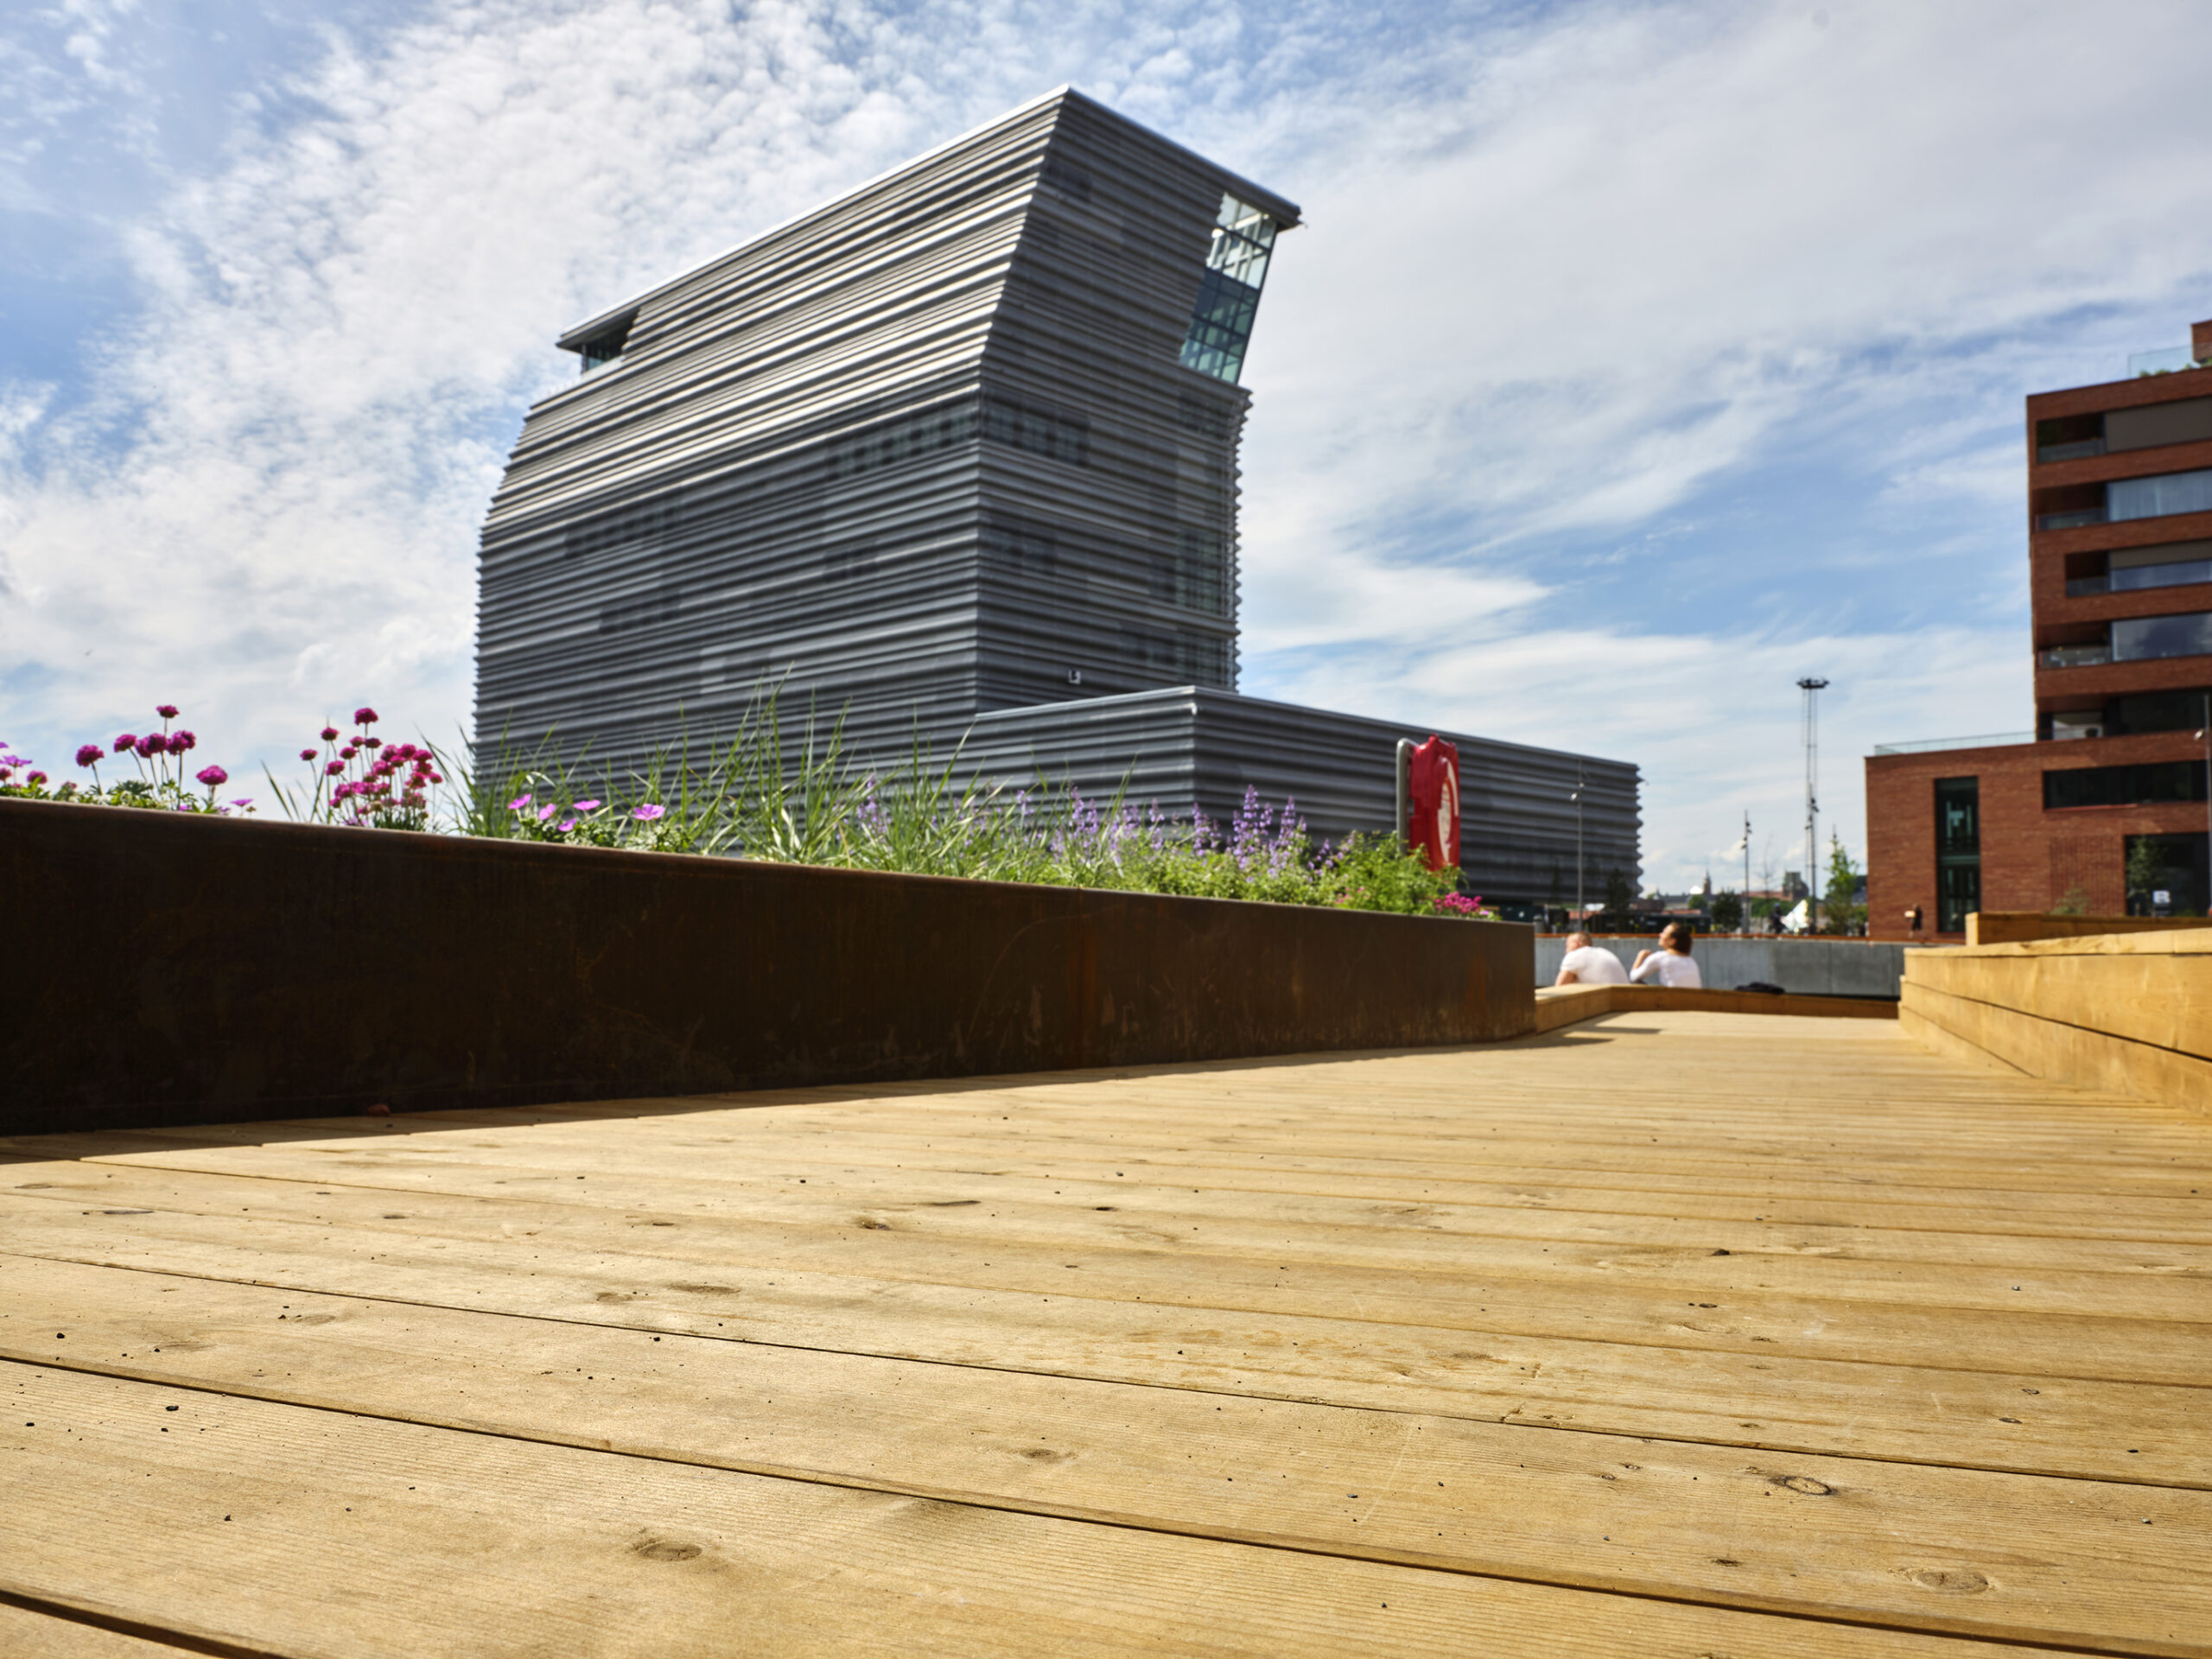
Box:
[339,745,358,760]
[229,797,252,809]
[428,772,444,785]
[196,765,228,787]
[573,798,601,812]
[156,704,179,720]
[26,771,47,785]
[536,803,556,822]
[325,760,345,777]
[353,707,378,726]
[114,734,137,753]
[362,736,381,750]
[507,792,531,810]
[320,726,340,742]
[136,734,165,757]
[631,804,667,821]
[75,744,104,768]
[556,817,577,833]
[300,748,318,762]
[170,730,196,752]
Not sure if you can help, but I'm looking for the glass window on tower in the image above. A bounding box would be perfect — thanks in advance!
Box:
[1179,195,1277,385]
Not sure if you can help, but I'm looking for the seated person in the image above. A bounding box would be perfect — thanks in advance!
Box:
[1630,922,1703,988]
[1554,931,1629,986]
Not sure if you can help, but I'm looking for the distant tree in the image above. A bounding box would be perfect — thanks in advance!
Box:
[2125,837,2163,906]
[1710,890,1745,931]
[2050,885,2093,916]
[1821,836,1866,935]
[1599,867,1636,931]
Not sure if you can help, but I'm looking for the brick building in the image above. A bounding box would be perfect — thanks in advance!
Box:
[1866,317,2212,940]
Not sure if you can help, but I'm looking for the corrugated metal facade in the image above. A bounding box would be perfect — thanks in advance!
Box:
[475,88,1641,904]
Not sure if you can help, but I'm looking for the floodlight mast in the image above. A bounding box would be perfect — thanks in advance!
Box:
[1569,768,1586,924]
[1798,677,1828,931]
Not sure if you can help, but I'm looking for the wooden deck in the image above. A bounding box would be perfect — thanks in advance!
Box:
[3,1009,2207,1656]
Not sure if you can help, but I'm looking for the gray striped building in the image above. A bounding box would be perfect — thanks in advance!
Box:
[475,88,1640,905]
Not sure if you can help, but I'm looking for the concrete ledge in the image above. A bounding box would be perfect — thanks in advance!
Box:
[1901,931,2212,1114]
[1533,984,1900,1032]
[0,798,1535,1136]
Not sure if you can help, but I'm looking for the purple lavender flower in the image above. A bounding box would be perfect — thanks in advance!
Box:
[631,804,666,821]
[353,707,378,726]
[229,798,253,810]
[76,745,104,769]
[196,765,228,788]
[26,770,47,785]
[156,704,179,720]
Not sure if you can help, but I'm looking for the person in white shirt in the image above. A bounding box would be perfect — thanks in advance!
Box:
[1630,923,1703,988]
[1554,931,1629,986]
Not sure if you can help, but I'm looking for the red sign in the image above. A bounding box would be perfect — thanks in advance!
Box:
[1407,734,1461,872]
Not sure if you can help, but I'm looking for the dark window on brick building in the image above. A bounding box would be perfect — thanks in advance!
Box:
[1935,776,1980,934]
[2124,832,2209,918]
[2044,760,2209,810]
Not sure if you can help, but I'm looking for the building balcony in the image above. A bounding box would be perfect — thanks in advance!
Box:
[2039,644,2113,669]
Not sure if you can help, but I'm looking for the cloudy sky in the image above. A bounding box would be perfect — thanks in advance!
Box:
[4,0,2210,889]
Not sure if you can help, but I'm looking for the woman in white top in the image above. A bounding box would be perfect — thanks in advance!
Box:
[1630,922,1702,988]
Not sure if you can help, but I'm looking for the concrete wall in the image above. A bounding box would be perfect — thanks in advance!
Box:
[1535,933,1916,998]
[2,799,1535,1136]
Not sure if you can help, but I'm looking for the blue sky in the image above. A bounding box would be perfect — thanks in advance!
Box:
[4,0,2211,890]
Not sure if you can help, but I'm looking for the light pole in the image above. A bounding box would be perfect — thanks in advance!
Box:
[1569,770,1586,926]
[2199,695,2212,917]
[1741,809,1751,936]
[1798,677,1828,931]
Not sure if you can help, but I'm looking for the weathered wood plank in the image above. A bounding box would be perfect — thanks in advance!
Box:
[0,1365,2094,1659]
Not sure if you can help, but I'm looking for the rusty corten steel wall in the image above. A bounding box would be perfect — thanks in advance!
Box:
[2,800,1534,1135]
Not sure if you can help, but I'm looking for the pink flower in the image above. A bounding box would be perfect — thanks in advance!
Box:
[136,734,165,757]
[300,748,318,762]
[556,817,577,833]
[76,744,104,768]
[196,765,228,788]
[170,730,196,752]
[114,734,137,753]
[362,736,381,750]
[156,704,179,720]
[325,760,346,777]
[320,726,340,742]
[507,793,531,810]
[353,707,378,726]
[573,798,601,812]
[340,746,358,760]
[25,771,46,785]
[630,804,667,821]
[537,803,556,822]
[428,772,443,785]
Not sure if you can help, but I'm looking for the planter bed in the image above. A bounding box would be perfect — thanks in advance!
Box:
[3,798,1535,1135]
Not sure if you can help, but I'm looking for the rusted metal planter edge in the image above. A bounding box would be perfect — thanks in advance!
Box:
[3,798,1535,1135]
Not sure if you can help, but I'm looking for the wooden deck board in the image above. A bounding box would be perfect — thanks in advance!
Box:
[3,1010,2207,1656]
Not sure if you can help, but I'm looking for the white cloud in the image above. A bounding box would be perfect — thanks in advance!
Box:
[1,0,2209,892]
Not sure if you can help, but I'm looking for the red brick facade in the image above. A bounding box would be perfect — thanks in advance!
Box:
[1866,332,2212,940]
